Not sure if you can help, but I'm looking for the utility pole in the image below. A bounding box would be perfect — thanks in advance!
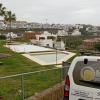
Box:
[56,34,57,66]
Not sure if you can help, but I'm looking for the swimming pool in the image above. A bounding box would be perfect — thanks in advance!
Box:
[5,44,76,65]
[22,51,76,65]
[5,44,53,53]
[31,52,67,63]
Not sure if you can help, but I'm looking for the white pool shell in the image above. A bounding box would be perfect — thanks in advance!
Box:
[22,51,76,65]
[5,44,53,53]
[5,44,76,65]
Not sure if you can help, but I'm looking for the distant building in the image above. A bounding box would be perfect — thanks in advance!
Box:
[75,24,83,29]
[6,32,18,40]
[72,29,81,36]
[5,21,28,29]
[0,20,6,30]
[31,31,56,47]
[23,31,40,40]
[81,38,100,49]
[55,40,65,50]
[57,30,68,36]
[31,31,65,49]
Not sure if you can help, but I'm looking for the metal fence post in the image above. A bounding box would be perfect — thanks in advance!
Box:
[21,74,24,100]
[61,61,65,81]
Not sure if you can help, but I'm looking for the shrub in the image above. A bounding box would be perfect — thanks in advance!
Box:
[0,35,6,40]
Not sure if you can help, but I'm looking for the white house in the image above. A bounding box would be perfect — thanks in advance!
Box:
[6,32,18,39]
[39,39,54,47]
[55,40,65,50]
[57,30,68,36]
[36,31,56,47]
[31,31,65,49]
[0,20,6,30]
[72,29,81,36]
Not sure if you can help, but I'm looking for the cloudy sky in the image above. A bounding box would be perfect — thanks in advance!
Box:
[1,0,100,25]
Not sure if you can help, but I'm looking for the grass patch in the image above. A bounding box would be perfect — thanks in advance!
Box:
[0,40,61,99]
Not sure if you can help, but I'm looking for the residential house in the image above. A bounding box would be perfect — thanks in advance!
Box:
[6,32,18,40]
[81,38,100,49]
[57,30,68,36]
[23,31,40,40]
[31,31,65,49]
[72,29,81,36]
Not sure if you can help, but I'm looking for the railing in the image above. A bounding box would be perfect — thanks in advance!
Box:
[0,66,69,100]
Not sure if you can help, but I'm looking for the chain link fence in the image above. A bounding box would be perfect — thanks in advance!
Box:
[0,66,69,100]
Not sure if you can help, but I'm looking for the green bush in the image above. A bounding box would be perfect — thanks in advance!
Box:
[0,35,6,40]
[94,43,100,51]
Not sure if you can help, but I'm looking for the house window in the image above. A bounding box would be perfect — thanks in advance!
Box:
[39,37,45,40]
[46,44,49,47]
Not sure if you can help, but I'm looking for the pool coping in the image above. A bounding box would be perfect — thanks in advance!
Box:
[22,51,76,65]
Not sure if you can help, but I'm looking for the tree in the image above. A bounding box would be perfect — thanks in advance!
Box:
[0,3,6,17]
[79,25,88,35]
[65,36,83,49]
[4,11,16,22]
[4,11,16,42]
[94,43,100,51]
[68,27,75,36]
[0,35,6,40]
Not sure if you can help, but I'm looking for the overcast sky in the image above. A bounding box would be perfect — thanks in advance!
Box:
[1,0,100,25]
